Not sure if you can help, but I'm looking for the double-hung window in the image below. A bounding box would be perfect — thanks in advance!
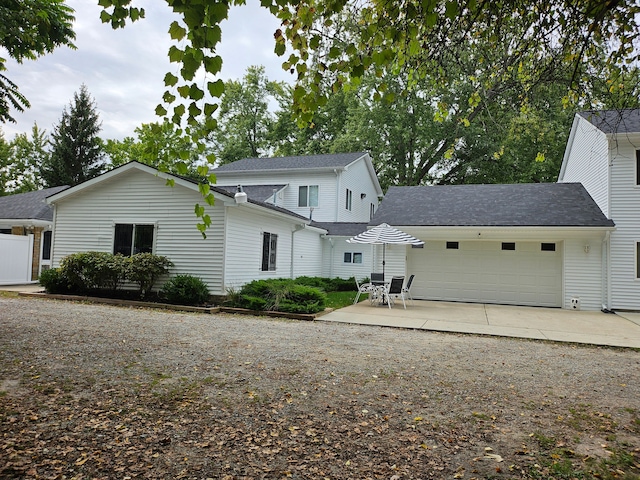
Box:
[298,185,319,207]
[345,189,353,211]
[113,224,154,256]
[262,232,278,271]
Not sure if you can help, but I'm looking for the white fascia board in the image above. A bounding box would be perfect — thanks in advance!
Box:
[46,162,200,204]
[0,218,52,228]
[395,225,616,241]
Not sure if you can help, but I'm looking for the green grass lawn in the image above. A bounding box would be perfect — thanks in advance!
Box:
[325,290,364,309]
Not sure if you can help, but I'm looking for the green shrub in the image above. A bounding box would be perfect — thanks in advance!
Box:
[39,268,70,294]
[127,253,173,299]
[293,276,357,292]
[160,274,210,305]
[234,278,326,314]
[59,251,128,293]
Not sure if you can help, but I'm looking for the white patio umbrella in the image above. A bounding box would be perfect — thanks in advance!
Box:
[346,223,424,277]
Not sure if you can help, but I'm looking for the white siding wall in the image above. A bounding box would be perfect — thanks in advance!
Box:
[51,169,226,294]
[372,244,406,279]
[223,206,295,289]
[609,142,640,309]
[292,228,324,278]
[337,160,380,222]
[326,237,374,280]
[563,238,604,311]
[215,157,379,223]
[216,171,340,222]
[560,116,610,215]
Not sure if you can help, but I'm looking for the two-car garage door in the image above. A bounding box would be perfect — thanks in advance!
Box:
[408,240,562,307]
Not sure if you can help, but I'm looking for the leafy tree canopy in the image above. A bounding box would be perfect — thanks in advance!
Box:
[99,0,640,128]
[0,0,76,123]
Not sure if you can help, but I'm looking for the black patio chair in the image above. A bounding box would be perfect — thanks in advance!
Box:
[385,276,406,309]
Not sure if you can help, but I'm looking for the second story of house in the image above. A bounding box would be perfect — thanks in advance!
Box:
[559,109,640,220]
[211,152,383,223]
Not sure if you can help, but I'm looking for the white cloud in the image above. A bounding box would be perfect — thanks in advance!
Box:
[1,0,292,140]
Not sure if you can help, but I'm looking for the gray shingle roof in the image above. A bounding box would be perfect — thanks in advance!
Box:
[215,184,286,202]
[0,186,69,221]
[579,109,640,134]
[210,185,310,221]
[310,222,369,236]
[213,152,368,173]
[373,183,614,227]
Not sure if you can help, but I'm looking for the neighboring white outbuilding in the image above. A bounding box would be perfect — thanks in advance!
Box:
[0,186,68,283]
[559,109,640,311]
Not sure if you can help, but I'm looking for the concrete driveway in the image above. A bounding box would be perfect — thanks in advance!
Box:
[321,299,640,348]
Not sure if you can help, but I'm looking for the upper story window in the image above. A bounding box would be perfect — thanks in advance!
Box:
[370,203,375,220]
[636,150,640,186]
[261,232,278,271]
[345,189,353,211]
[114,224,154,256]
[298,185,318,207]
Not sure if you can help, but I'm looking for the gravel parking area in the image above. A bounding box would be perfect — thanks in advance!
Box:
[1,296,639,479]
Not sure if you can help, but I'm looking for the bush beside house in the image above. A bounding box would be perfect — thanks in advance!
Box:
[41,252,352,313]
[40,251,174,300]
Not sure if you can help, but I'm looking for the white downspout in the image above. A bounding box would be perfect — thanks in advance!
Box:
[602,230,612,312]
[290,224,305,279]
[334,169,340,221]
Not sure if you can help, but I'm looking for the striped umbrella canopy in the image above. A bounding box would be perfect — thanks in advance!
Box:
[347,223,424,276]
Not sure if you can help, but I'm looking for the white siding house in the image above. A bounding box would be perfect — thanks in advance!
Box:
[212,152,383,223]
[47,162,322,296]
[559,109,640,311]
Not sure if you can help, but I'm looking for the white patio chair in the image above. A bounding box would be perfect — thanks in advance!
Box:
[402,274,415,305]
[354,277,374,304]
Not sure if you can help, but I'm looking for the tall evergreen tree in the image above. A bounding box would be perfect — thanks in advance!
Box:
[41,85,104,187]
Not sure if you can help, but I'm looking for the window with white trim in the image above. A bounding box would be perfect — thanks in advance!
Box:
[113,224,154,256]
[42,231,52,260]
[636,150,640,186]
[345,189,353,211]
[298,185,319,207]
[343,252,363,264]
[637,242,640,279]
[261,232,278,271]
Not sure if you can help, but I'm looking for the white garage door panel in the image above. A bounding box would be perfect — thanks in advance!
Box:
[410,241,562,307]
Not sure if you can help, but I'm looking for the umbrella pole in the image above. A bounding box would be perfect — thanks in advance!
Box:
[382,244,386,278]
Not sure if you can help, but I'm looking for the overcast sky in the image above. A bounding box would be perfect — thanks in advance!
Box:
[1,0,292,141]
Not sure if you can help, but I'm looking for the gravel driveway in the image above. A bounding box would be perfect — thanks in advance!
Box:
[1,296,639,479]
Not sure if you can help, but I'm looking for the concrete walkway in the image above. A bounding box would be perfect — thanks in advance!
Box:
[321,299,640,348]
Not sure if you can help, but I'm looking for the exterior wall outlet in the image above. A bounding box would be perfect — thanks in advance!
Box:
[571,297,581,310]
